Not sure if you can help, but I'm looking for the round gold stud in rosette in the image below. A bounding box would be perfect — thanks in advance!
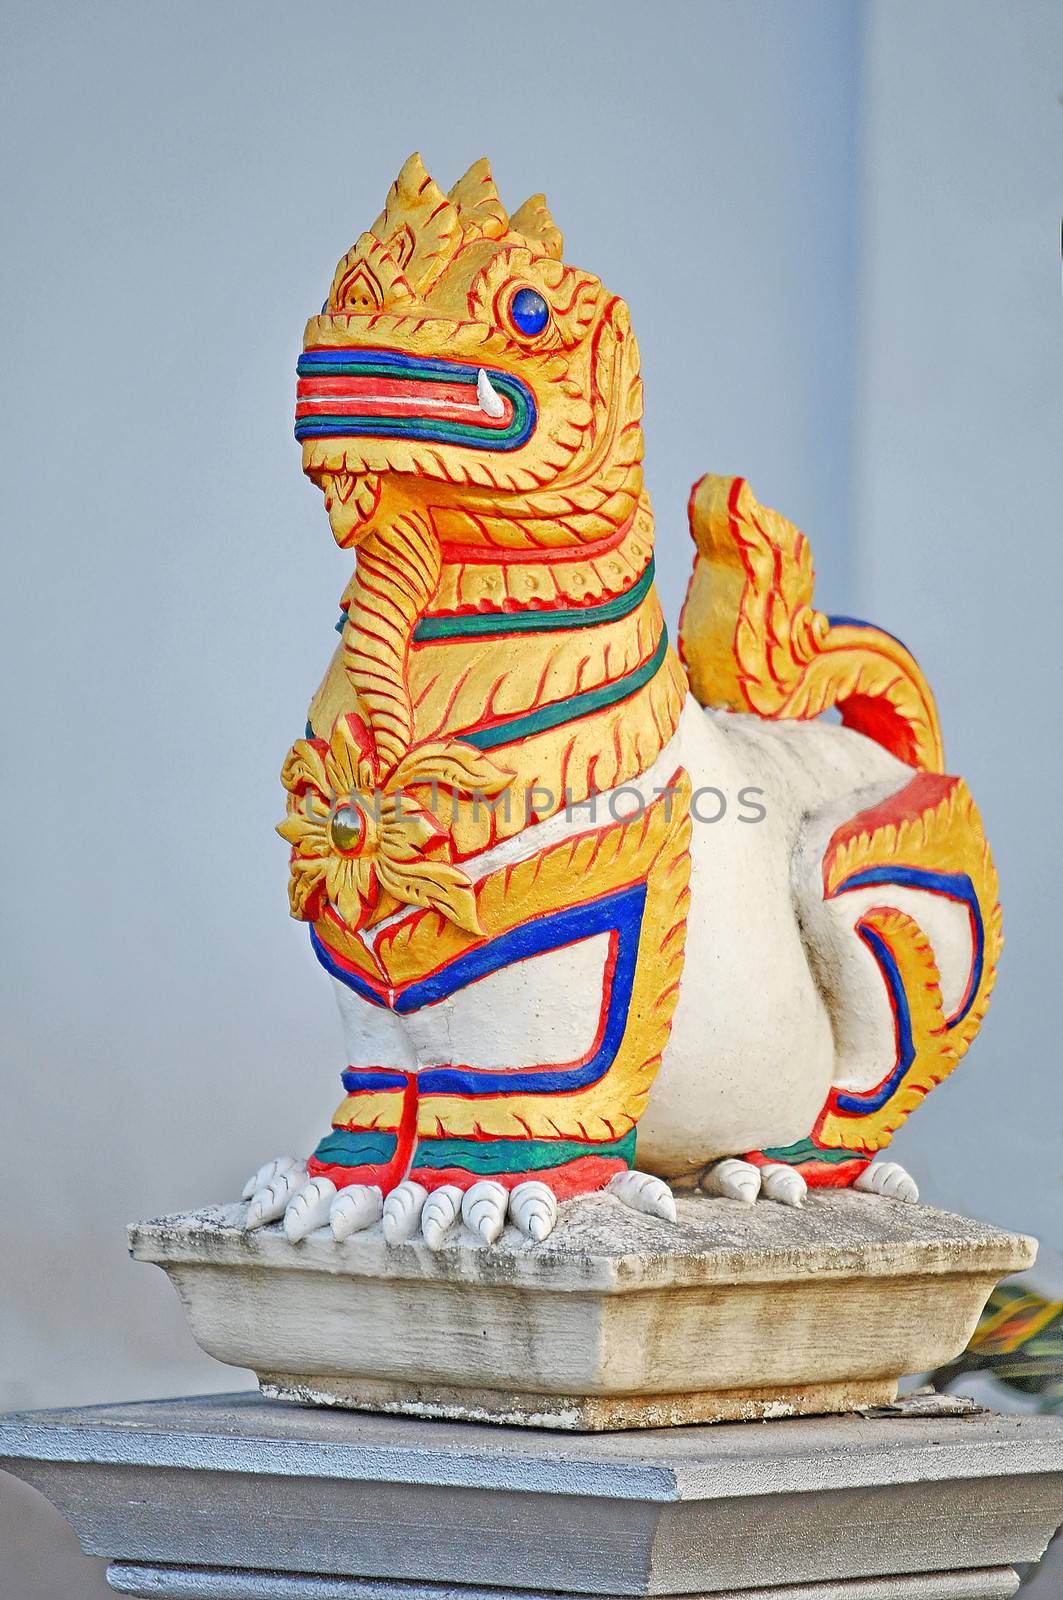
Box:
[277,712,512,935]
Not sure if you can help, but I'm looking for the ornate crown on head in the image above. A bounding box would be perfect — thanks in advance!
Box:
[326,153,563,313]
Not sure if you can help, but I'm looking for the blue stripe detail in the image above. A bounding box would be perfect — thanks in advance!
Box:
[833,922,916,1114]
[314,882,646,1098]
[826,615,911,653]
[298,349,491,381]
[832,865,983,1028]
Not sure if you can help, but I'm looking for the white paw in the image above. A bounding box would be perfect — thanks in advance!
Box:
[855,1160,919,1203]
[461,1179,509,1244]
[760,1162,807,1208]
[329,1183,383,1240]
[607,1169,677,1223]
[702,1158,762,1204]
[381,1180,428,1244]
[245,1163,307,1230]
[509,1180,559,1242]
[421,1185,463,1251]
[241,1155,300,1202]
[283,1177,337,1242]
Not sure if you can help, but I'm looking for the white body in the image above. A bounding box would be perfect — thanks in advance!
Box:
[329,697,975,1176]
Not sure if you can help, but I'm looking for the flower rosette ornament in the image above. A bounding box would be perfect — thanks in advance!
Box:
[278,713,512,935]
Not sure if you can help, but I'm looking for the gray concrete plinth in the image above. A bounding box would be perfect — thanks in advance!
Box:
[103,1564,1025,1597]
[2,1393,1062,1598]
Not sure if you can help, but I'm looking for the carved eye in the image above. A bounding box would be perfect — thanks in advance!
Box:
[507,286,550,338]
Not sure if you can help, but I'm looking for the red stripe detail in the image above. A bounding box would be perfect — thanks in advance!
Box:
[743,1149,872,1189]
[296,373,513,430]
[306,1153,628,1198]
[823,773,959,895]
[786,1157,871,1189]
[299,375,475,403]
[438,513,637,567]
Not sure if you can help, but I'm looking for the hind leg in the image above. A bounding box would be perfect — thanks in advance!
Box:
[781,771,1000,1192]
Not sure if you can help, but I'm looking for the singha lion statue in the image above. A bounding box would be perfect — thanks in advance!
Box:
[240,155,1000,1250]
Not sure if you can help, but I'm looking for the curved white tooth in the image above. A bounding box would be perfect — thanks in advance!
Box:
[283,1177,337,1243]
[329,1184,383,1240]
[476,367,505,419]
[509,1181,558,1243]
[245,1165,307,1230]
[242,1155,299,1201]
[381,1181,428,1245]
[702,1158,762,1205]
[855,1161,919,1204]
[607,1170,677,1223]
[760,1163,807,1208]
[461,1179,509,1245]
[421,1185,463,1251]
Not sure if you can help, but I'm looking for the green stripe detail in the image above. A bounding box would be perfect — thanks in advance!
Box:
[412,1130,636,1173]
[460,630,670,752]
[760,1139,867,1166]
[413,559,656,642]
[313,1127,636,1174]
[296,410,531,449]
[313,1129,396,1167]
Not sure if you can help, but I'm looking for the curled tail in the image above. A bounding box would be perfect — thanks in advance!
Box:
[679,474,944,772]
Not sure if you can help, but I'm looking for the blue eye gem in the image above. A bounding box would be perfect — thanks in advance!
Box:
[509,287,550,337]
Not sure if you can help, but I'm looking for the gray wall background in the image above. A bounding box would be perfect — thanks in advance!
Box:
[1,1,1060,1593]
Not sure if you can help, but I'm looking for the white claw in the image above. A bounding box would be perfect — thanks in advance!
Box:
[245,1164,307,1230]
[855,1160,919,1204]
[381,1181,428,1245]
[509,1181,558,1242]
[283,1177,337,1242]
[476,367,505,419]
[461,1180,509,1244]
[607,1169,677,1223]
[421,1185,463,1251]
[329,1184,383,1240]
[760,1162,807,1208]
[242,1155,299,1201]
[702,1158,763,1204]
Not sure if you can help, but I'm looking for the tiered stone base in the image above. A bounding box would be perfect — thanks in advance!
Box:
[129,1189,1033,1430]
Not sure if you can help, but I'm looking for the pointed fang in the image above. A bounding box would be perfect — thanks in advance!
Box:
[477,368,505,419]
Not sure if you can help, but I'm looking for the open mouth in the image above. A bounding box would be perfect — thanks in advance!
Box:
[295,348,536,451]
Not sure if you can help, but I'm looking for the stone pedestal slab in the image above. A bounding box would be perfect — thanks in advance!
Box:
[128,1192,1033,1429]
[2,1393,1062,1597]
